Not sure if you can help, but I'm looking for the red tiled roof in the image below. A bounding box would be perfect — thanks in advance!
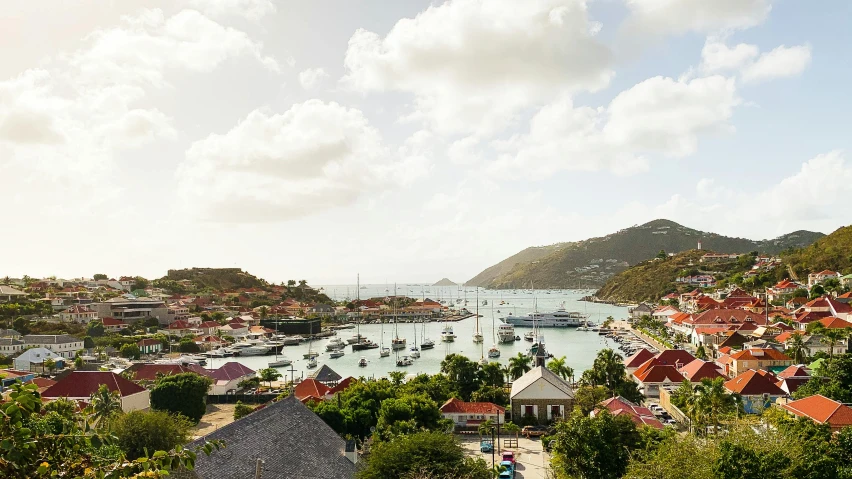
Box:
[634,364,685,384]
[777,365,810,379]
[197,321,220,329]
[691,309,768,326]
[718,346,732,355]
[598,396,663,429]
[328,377,356,395]
[137,338,161,346]
[653,349,696,368]
[729,348,791,362]
[124,363,211,381]
[168,320,191,330]
[724,369,785,396]
[42,371,146,398]
[782,394,852,428]
[678,359,725,382]
[294,379,331,401]
[101,317,126,326]
[31,377,57,389]
[440,397,506,414]
[795,311,832,324]
[775,331,804,343]
[818,316,852,329]
[208,362,255,381]
[624,348,655,368]
[776,377,810,395]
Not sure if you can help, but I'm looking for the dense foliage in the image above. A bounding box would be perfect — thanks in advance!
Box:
[111,410,192,460]
[356,431,490,479]
[794,353,852,403]
[579,349,643,403]
[150,373,213,423]
[784,224,852,277]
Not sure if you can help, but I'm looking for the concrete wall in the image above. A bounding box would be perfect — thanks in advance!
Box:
[121,390,150,412]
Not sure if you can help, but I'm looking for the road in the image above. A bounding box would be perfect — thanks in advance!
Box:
[459,435,552,479]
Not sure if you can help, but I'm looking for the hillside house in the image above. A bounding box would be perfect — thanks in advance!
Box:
[440,398,505,428]
[42,371,150,412]
[808,270,841,289]
[724,370,786,414]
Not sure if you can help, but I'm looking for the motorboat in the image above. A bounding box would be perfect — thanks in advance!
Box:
[488,345,501,358]
[478,357,489,366]
[410,346,420,359]
[352,339,379,351]
[358,356,368,367]
[473,332,484,343]
[325,337,346,351]
[420,338,435,350]
[396,356,413,367]
[277,336,301,346]
[268,358,291,368]
[391,337,407,350]
[346,334,366,345]
[441,325,456,342]
[330,350,345,359]
[497,324,516,343]
[524,331,535,342]
[230,343,270,356]
[306,357,318,369]
[379,346,391,357]
[303,351,320,359]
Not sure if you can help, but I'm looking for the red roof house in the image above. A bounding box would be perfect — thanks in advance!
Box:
[724,369,786,413]
[624,349,656,371]
[594,396,663,429]
[294,379,331,402]
[678,359,726,382]
[440,398,506,426]
[782,394,852,431]
[41,371,149,412]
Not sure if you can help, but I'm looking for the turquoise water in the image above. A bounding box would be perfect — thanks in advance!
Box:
[205,287,628,381]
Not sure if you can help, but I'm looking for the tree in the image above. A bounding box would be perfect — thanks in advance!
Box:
[713,441,790,479]
[42,397,78,419]
[150,373,213,423]
[111,410,192,460]
[685,378,740,435]
[120,343,141,360]
[694,344,708,360]
[507,352,532,380]
[470,385,508,406]
[547,356,574,383]
[356,431,489,479]
[375,393,446,440]
[238,376,261,390]
[478,361,504,388]
[810,284,826,299]
[440,354,480,400]
[87,320,105,337]
[93,273,108,280]
[656,250,668,260]
[258,368,282,388]
[42,358,57,374]
[581,349,643,403]
[178,336,201,353]
[794,353,852,403]
[551,409,642,479]
[786,333,808,364]
[574,386,610,414]
[83,335,95,349]
[89,384,122,428]
[12,316,30,335]
[234,401,256,420]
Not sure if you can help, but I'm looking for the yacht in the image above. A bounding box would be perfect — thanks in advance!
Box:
[230,342,270,356]
[441,325,456,342]
[358,356,368,367]
[410,347,420,359]
[488,345,501,358]
[329,350,345,359]
[420,338,435,350]
[303,350,319,359]
[276,336,301,346]
[379,346,391,357]
[396,356,413,367]
[478,357,489,366]
[306,357,318,369]
[497,324,516,343]
[524,331,535,341]
[346,333,366,345]
[391,337,407,351]
[501,308,587,328]
[325,337,346,351]
[352,339,379,351]
[268,357,291,368]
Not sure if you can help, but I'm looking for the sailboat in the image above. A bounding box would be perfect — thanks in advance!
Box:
[391,285,407,350]
[410,321,420,359]
[303,334,319,359]
[379,322,391,357]
[420,319,435,350]
[488,302,500,359]
[473,290,484,343]
[352,274,379,351]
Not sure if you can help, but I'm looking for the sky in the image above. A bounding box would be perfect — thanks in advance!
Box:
[2,0,851,285]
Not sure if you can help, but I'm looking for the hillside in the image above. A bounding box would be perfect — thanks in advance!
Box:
[467,220,824,289]
[783,225,852,279]
[433,278,457,286]
[594,250,708,302]
[159,267,267,291]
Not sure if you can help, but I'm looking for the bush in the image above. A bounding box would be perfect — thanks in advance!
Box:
[234,401,255,420]
[112,410,191,460]
[120,343,141,360]
[150,373,212,423]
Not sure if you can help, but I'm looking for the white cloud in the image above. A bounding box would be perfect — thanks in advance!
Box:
[188,0,276,21]
[491,75,739,177]
[623,0,772,35]
[177,100,426,222]
[342,0,613,136]
[700,40,759,73]
[741,44,812,84]
[299,67,329,90]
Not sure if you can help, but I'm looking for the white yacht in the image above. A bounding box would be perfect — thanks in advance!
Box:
[329,350,345,359]
[410,346,420,359]
[358,356,368,367]
[325,337,346,351]
[380,346,391,357]
[441,325,456,342]
[230,342,270,356]
[396,356,413,367]
[502,307,587,328]
[306,357,318,368]
[268,358,291,368]
[497,324,516,343]
[391,337,407,350]
[488,345,501,358]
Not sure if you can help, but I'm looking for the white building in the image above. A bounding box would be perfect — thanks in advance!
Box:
[22,335,84,359]
[14,348,64,372]
[509,366,574,423]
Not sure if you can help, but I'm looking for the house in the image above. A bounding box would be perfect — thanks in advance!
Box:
[59,305,98,323]
[93,296,169,324]
[217,321,249,338]
[179,395,356,479]
[593,396,663,429]
[678,359,726,382]
[440,398,506,428]
[781,394,852,432]
[768,279,803,302]
[0,329,21,339]
[726,348,792,377]
[629,303,654,319]
[294,378,332,403]
[166,320,194,337]
[710,331,750,357]
[308,364,343,387]
[13,348,65,372]
[124,363,211,382]
[724,370,786,413]
[687,309,769,335]
[196,321,220,336]
[137,338,163,355]
[509,366,574,423]
[22,335,84,359]
[41,371,150,412]
[624,348,656,373]
[632,360,686,398]
[207,362,256,395]
[102,317,128,332]
[816,316,852,330]
[808,270,841,289]
[775,365,811,395]
[0,285,27,302]
[0,369,36,391]
[308,303,336,317]
[0,338,25,356]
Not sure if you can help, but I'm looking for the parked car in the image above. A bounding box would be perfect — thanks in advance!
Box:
[522,425,548,438]
[498,460,514,478]
[502,451,515,464]
[480,440,494,453]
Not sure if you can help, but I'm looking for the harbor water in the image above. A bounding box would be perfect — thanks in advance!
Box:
[205,286,629,381]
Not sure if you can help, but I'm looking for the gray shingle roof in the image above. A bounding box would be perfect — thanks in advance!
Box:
[309,364,342,384]
[22,335,82,345]
[510,365,574,399]
[184,395,355,479]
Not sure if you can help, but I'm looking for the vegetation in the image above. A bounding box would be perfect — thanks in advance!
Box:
[111,410,192,460]
[150,373,213,423]
[794,353,852,403]
[468,219,822,289]
[233,401,256,420]
[670,378,740,434]
[783,224,852,277]
[579,349,643,403]
[119,343,141,360]
[356,431,490,479]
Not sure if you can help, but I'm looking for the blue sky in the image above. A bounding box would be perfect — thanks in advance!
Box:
[0,0,849,284]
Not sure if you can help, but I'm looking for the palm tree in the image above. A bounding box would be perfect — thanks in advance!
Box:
[692,377,738,435]
[508,353,532,380]
[820,327,849,360]
[89,384,122,428]
[786,333,807,364]
[477,419,495,438]
[501,365,512,385]
[546,356,574,384]
[503,421,521,442]
[259,306,269,321]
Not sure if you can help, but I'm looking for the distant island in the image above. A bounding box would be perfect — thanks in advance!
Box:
[432,278,457,286]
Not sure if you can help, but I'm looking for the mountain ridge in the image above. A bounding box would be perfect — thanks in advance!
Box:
[467,219,825,289]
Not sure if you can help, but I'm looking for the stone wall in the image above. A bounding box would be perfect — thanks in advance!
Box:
[511,398,573,424]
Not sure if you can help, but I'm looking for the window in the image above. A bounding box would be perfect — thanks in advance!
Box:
[524,405,534,417]
[551,405,561,419]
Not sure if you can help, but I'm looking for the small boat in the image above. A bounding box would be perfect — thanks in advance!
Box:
[303,351,319,359]
[391,337,407,350]
[358,356,368,367]
[352,340,379,351]
[396,356,413,367]
[488,345,501,358]
[325,337,346,351]
[268,358,291,368]
[410,346,420,359]
[346,334,366,345]
[478,357,489,366]
[524,331,535,342]
[380,347,391,357]
[306,357,318,368]
[420,338,435,350]
[330,350,345,359]
[441,325,456,342]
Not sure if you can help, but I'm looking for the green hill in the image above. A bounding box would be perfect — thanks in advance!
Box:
[160,268,267,291]
[467,220,824,289]
[783,225,852,279]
